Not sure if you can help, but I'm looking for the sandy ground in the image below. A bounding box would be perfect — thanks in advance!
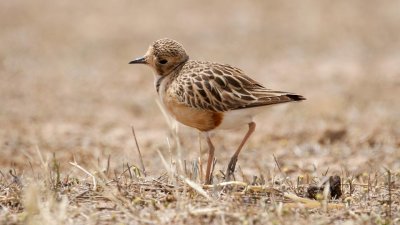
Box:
[0,1,399,224]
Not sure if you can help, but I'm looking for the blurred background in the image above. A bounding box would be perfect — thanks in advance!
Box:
[0,0,399,175]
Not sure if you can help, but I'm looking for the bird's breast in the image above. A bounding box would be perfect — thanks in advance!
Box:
[163,97,224,131]
[155,74,224,132]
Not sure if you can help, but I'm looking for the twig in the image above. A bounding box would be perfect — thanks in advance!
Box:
[157,148,177,186]
[131,126,146,177]
[210,157,217,183]
[283,202,344,210]
[203,181,280,195]
[157,148,211,200]
[386,168,392,221]
[35,145,46,168]
[273,154,282,173]
[203,181,248,188]
[202,181,345,210]
[189,207,220,215]
[283,192,344,209]
[106,154,111,177]
[180,175,212,201]
[323,167,330,176]
[126,163,133,179]
[273,154,296,193]
[69,161,97,191]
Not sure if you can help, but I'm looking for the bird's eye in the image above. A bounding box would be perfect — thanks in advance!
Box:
[159,59,168,64]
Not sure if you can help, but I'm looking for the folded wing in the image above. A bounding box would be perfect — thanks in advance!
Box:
[173,62,305,112]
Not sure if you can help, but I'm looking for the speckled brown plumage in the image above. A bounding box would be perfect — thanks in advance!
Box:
[167,60,305,112]
[129,38,305,184]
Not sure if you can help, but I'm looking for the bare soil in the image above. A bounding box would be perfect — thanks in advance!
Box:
[1,1,399,224]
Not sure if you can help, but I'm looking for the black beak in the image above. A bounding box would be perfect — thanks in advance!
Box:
[129,57,147,64]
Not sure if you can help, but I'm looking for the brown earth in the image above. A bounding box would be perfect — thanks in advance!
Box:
[1,1,399,224]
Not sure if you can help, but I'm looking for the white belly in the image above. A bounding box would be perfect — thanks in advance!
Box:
[217,107,260,130]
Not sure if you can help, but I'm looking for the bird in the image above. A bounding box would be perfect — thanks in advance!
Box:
[129,38,305,184]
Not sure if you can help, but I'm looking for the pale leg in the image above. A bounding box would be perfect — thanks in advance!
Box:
[225,122,256,181]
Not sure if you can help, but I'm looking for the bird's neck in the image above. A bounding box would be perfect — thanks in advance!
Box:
[154,74,166,93]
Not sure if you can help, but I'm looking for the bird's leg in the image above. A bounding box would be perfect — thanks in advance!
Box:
[226,122,256,181]
[205,133,215,185]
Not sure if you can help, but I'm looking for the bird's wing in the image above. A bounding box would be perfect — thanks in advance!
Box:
[172,62,305,112]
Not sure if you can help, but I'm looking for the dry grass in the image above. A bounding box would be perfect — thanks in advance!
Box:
[1,0,399,224]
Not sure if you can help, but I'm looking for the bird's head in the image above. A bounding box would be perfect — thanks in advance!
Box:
[129,38,189,76]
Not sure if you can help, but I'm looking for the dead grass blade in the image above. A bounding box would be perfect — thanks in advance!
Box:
[283,192,344,210]
[157,149,211,201]
[180,176,212,201]
[69,160,97,191]
[203,181,248,189]
[131,125,146,177]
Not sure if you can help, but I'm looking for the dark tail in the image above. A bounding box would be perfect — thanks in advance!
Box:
[235,93,306,110]
[286,94,306,101]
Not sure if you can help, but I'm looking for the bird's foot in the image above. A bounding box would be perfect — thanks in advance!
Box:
[225,156,238,181]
